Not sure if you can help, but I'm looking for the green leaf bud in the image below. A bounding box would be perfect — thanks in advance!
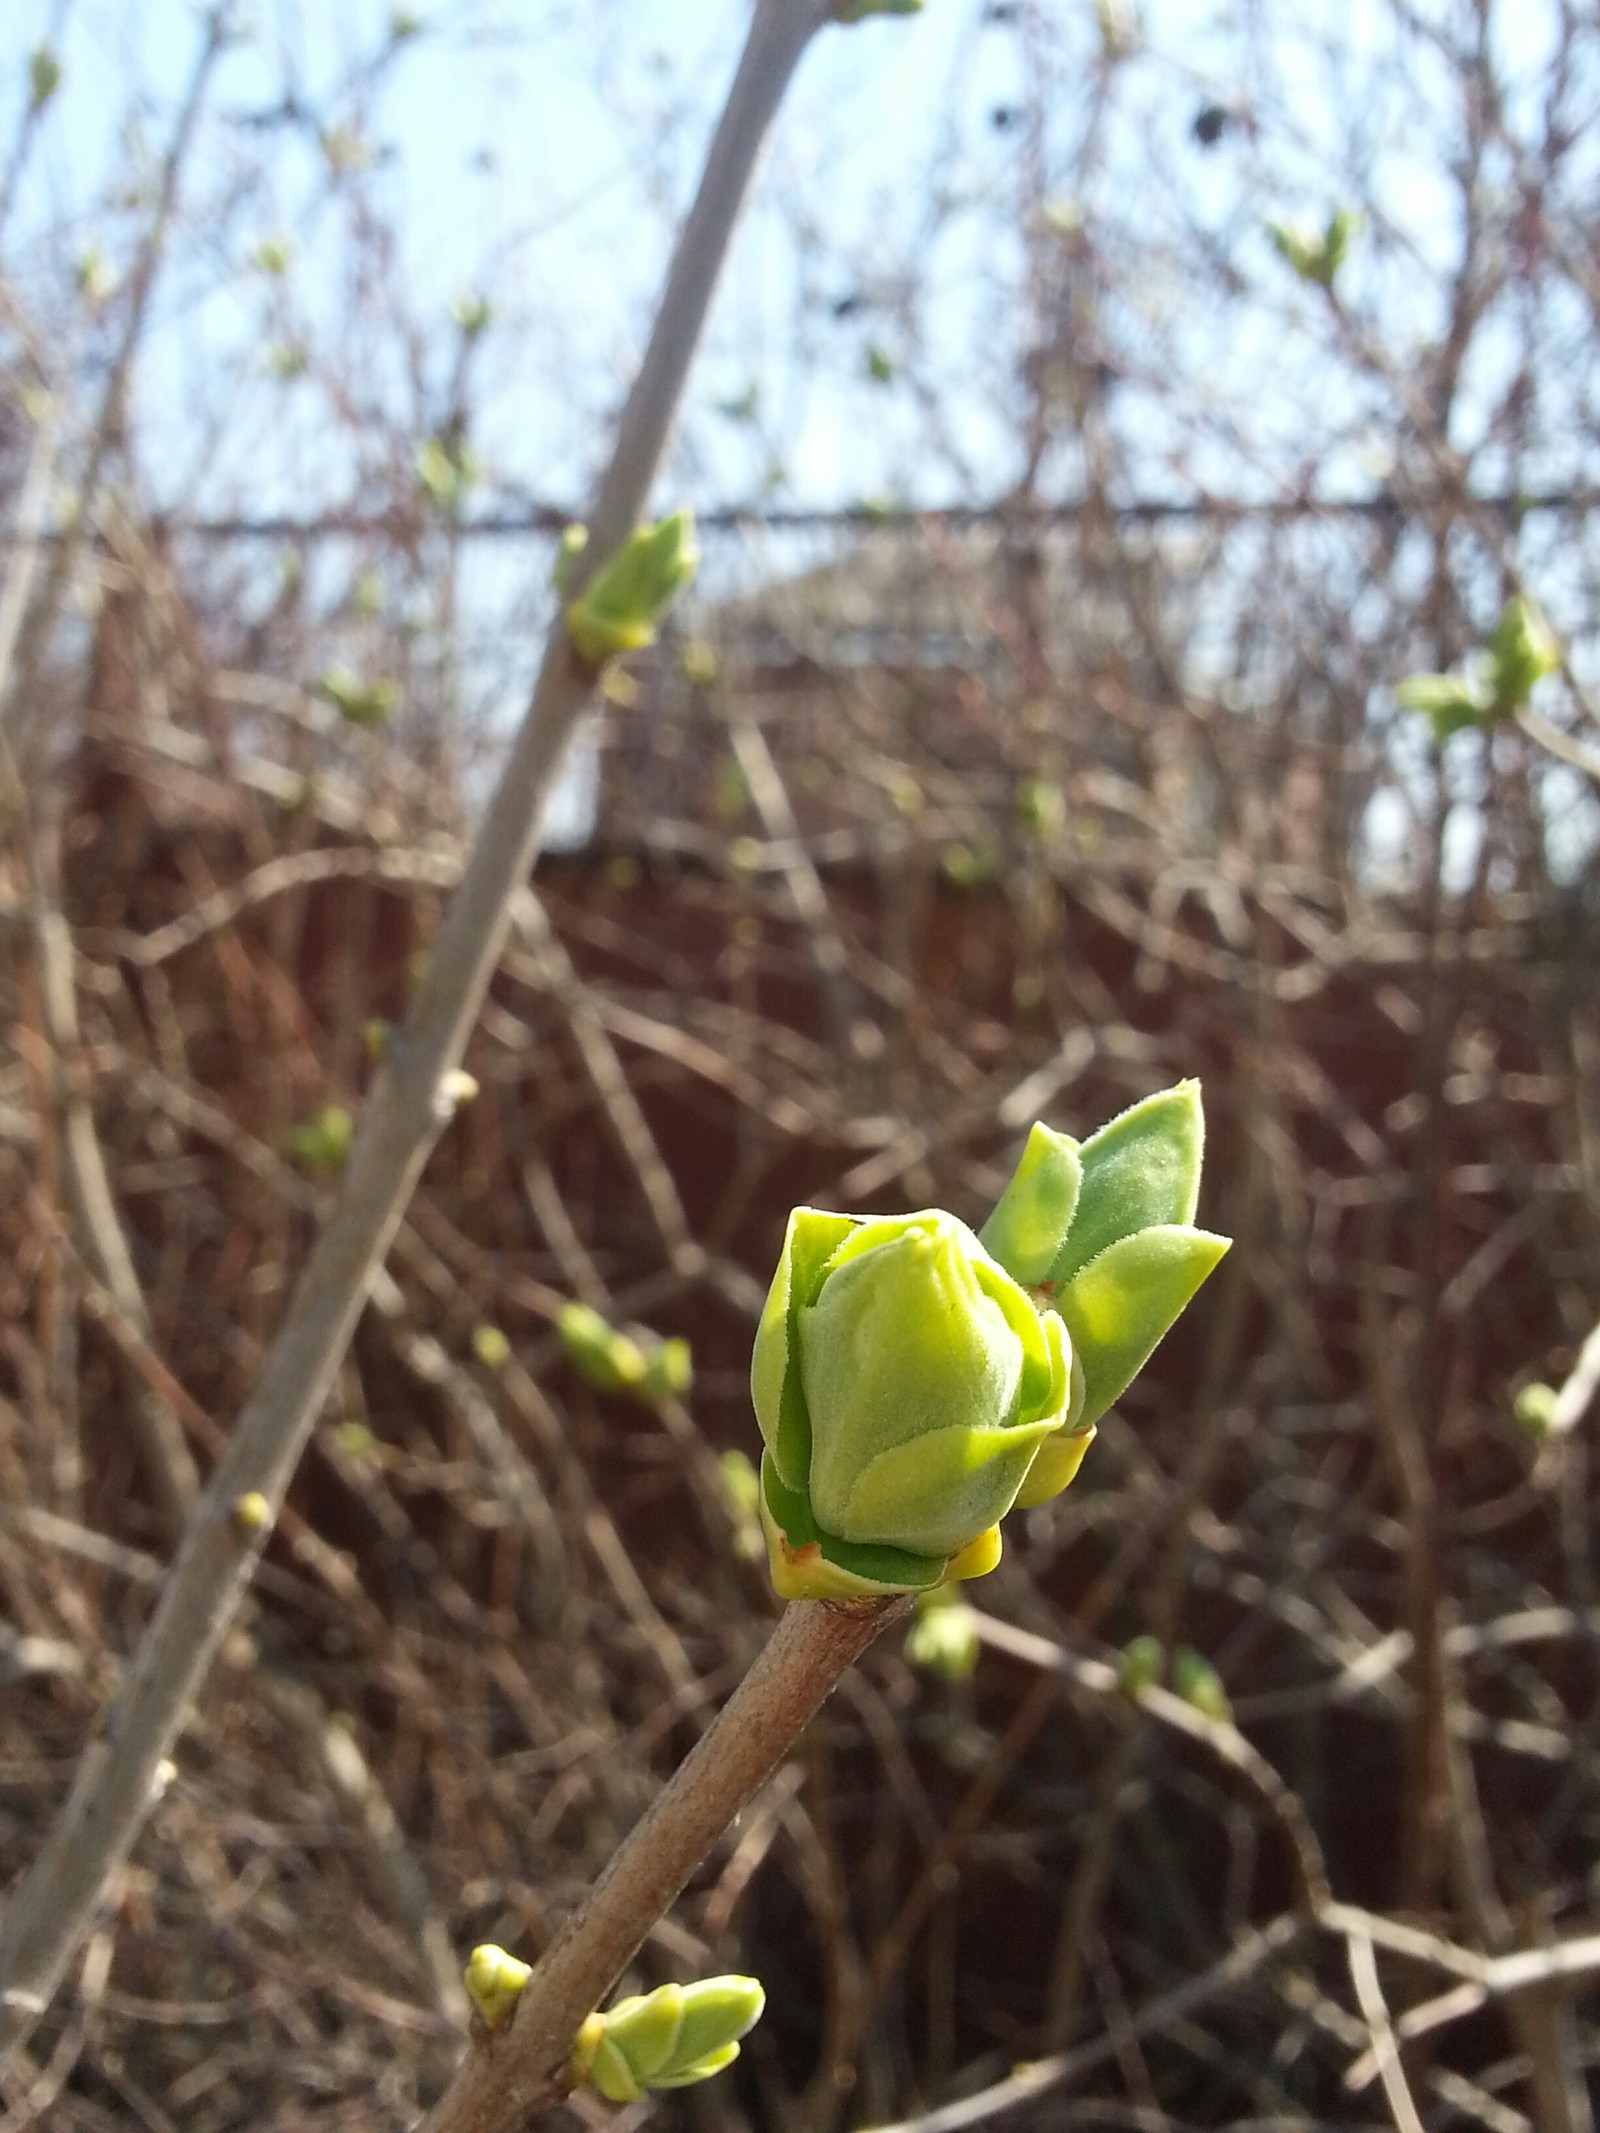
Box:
[752,1207,1078,1599]
[991,1084,1227,1437]
[1266,220,1317,280]
[471,1324,512,1370]
[679,637,720,687]
[1486,594,1560,712]
[1268,207,1358,289]
[940,841,995,889]
[251,235,292,277]
[1016,775,1066,838]
[750,1088,1226,1599]
[1119,1633,1164,1694]
[558,1300,612,1381]
[719,1448,765,1561]
[720,1447,761,1520]
[552,522,588,594]
[564,510,699,667]
[463,1943,531,2031]
[453,291,491,338]
[557,1303,692,1405]
[980,1121,1083,1286]
[571,1977,765,2101]
[642,1335,694,1400]
[669,1975,765,2069]
[1395,670,1494,741]
[29,45,62,111]
[558,1301,648,1392]
[231,1491,272,1535]
[415,434,478,513]
[1320,207,1358,279]
[73,248,113,306]
[906,1590,981,1680]
[1513,1382,1558,1436]
[284,1103,354,1175]
[1172,1646,1231,1722]
[320,667,400,729]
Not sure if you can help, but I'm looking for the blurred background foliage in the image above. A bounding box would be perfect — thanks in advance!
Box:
[1,2,1598,2129]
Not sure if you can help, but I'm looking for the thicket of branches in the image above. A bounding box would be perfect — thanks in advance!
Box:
[1,3,1598,2130]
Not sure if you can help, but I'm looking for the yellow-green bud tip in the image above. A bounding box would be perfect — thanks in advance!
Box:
[1514,1382,1559,1436]
[471,1324,512,1369]
[463,1943,531,2031]
[232,1492,272,1534]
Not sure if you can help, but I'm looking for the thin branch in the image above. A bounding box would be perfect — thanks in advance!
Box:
[421,1596,908,2133]
[1345,1927,1426,2133]
[1342,1932,1600,2090]
[856,1917,1304,2133]
[1543,1312,1600,1437]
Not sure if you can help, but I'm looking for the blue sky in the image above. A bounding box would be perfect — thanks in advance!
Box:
[8,0,1520,521]
[9,0,1598,499]
[1,0,1018,517]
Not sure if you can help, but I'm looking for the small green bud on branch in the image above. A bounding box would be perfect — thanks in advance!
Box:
[563,511,699,667]
[1118,1633,1165,1695]
[471,1325,512,1370]
[1514,1382,1558,1436]
[1172,1646,1231,1722]
[454,292,492,338]
[570,1977,766,2102]
[1267,206,1359,288]
[320,668,400,729]
[1394,670,1493,741]
[415,434,479,513]
[463,1944,532,2033]
[551,523,588,594]
[1397,594,1562,741]
[1485,593,1561,710]
[29,45,63,111]
[906,1588,981,1680]
[558,1302,693,1406]
[284,1104,354,1175]
[718,1448,766,1562]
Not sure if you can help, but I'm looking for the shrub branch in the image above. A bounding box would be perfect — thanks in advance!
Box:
[424,1596,908,2133]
